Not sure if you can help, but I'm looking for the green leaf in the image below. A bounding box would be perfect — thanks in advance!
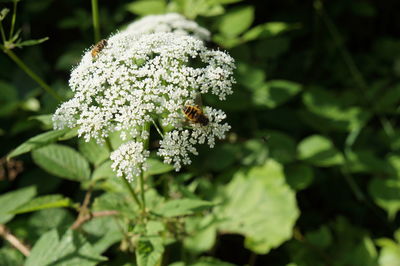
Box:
[32,144,91,181]
[302,87,370,132]
[25,229,106,266]
[11,194,74,214]
[253,80,302,109]
[369,177,400,220]
[184,215,217,253]
[15,37,49,48]
[7,129,72,159]
[285,164,314,191]
[0,8,9,21]
[145,158,174,176]
[154,198,215,217]
[305,225,332,248]
[0,247,24,266]
[126,0,166,15]
[0,186,36,224]
[78,138,109,166]
[29,114,53,128]
[257,130,296,163]
[377,229,400,266]
[82,216,123,254]
[297,135,344,167]
[136,235,164,266]
[92,160,116,181]
[218,6,254,37]
[242,22,296,42]
[217,160,299,254]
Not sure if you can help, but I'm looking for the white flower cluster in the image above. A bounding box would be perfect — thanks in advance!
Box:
[110,141,149,182]
[53,14,235,180]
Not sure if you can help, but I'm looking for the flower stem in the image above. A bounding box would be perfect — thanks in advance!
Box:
[0,44,62,101]
[121,175,142,209]
[0,22,6,43]
[9,0,18,40]
[91,0,101,42]
[151,118,164,137]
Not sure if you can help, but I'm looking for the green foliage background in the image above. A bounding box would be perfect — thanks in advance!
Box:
[1,0,400,265]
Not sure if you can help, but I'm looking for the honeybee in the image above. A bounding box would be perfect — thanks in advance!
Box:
[91,39,108,58]
[183,105,209,126]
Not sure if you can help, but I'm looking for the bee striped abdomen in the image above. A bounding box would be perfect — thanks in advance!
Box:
[91,39,108,58]
[183,105,209,126]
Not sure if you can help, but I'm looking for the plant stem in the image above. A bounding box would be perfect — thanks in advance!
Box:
[0,44,62,101]
[122,174,142,209]
[0,22,6,43]
[151,118,164,137]
[91,0,101,42]
[9,0,18,40]
[139,170,146,212]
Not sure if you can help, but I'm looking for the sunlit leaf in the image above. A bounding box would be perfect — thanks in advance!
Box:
[218,6,254,37]
[78,138,109,166]
[7,129,75,159]
[145,158,174,175]
[126,0,166,15]
[217,160,299,254]
[297,135,344,167]
[0,186,36,224]
[25,229,106,266]
[11,194,74,214]
[369,177,400,220]
[32,144,91,181]
[154,198,215,217]
[253,80,302,109]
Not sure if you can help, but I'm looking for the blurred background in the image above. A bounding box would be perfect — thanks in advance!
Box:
[1,0,400,265]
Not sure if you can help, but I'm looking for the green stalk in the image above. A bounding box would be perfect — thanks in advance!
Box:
[0,22,6,43]
[9,0,18,40]
[0,44,62,101]
[122,175,142,209]
[91,0,101,42]
[140,122,151,213]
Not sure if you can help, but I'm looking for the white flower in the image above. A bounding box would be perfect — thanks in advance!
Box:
[53,16,235,178]
[110,141,149,182]
[125,13,210,41]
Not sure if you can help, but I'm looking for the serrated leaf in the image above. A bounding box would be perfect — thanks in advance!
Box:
[11,194,74,214]
[253,80,302,109]
[218,6,254,37]
[7,129,73,159]
[0,186,36,224]
[154,199,215,217]
[25,229,106,266]
[216,160,299,254]
[32,144,91,181]
[126,0,166,15]
[297,135,344,167]
[78,138,109,166]
[145,158,174,176]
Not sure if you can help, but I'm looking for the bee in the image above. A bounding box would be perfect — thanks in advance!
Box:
[183,105,209,126]
[91,39,108,58]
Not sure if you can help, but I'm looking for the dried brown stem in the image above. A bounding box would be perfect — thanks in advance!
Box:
[0,224,30,256]
[70,210,119,230]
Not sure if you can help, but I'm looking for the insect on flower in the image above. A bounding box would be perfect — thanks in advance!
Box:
[183,105,209,126]
[91,39,108,58]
